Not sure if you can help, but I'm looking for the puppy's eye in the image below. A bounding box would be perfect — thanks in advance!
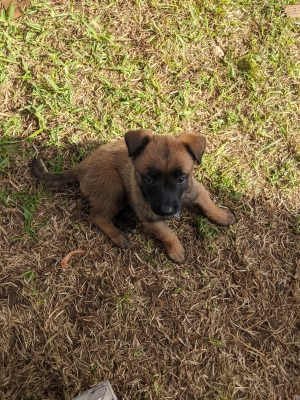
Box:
[145,176,155,185]
[178,175,187,184]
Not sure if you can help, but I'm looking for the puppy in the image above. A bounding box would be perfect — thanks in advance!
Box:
[31,130,235,263]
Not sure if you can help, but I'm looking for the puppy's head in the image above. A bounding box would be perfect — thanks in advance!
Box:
[125,130,206,218]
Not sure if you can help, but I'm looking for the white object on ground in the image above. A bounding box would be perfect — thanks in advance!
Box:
[73,381,118,400]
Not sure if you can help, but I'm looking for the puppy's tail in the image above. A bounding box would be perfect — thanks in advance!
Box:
[31,157,78,186]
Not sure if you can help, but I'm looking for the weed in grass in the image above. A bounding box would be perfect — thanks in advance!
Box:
[206,337,224,347]
[173,287,182,294]
[90,363,99,377]
[116,293,131,314]
[0,1,16,23]
[203,278,219,290]
[21,193,42,238]
[1,190,42,239]
[134,348,145,357]
[212,301,219,312]
[198,149,249,201]
[0,155,9,173]
[136,235,154,252]
[197,216,219,243]
[161,259,173,269]
[153,380,160,397]
[153,372,165,398]
[237,55,259,76]
[73,223,82,231]
[22,269,35,284]
[144,253,157,268]
[264,159,299,189]
[294,216,300,235]
[46,153,64,173]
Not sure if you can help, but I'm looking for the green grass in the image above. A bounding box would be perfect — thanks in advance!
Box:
[1,3,299,399]
[197,216,219,243]
[0,188,42,238]
[0,7,298,213]
[1,0,299,243]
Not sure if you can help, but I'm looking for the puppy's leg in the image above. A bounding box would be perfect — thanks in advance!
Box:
[190,181,235,226]
[113,206,137,233]
[143,220,185,263]
[90,209,131,249]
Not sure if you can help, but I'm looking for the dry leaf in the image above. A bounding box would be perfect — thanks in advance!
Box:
[212,44,225,59]
[60,249,87,269]
[0,0,30,19]
[285,4,300,18]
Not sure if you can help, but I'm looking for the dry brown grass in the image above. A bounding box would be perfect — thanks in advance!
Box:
[1,0,300,399]
[1,144,299,399]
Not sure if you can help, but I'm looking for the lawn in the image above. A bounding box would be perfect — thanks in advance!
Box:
[0,0,299,399]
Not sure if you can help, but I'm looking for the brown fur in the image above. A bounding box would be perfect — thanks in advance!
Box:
[31,130,235,263]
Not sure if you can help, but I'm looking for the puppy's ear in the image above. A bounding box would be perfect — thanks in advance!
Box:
[125,129,153,158]
[179,132,206,164]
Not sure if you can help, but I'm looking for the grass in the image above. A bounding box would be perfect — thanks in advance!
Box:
[0,0,300,399]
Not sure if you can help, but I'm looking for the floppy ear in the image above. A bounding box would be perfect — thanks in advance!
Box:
[125,129,153,158]
[179,132,206,164]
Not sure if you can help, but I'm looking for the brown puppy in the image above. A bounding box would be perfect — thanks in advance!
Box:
[31,130,235,263]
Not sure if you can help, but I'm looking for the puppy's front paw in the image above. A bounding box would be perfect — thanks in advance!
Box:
[215,208,235,226]
[113,233,131,249]
[165,241,185,264]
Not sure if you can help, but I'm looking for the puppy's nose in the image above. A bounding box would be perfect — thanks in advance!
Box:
[160,205,174,216]
[159,200,179,216]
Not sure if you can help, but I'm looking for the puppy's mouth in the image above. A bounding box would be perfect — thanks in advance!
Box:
[161,212,180,220]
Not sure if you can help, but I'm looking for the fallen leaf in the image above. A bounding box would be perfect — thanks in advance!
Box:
[60,249,87,269]
[0,0,30,20]
[285,4,300,18]
[212,44,224,59]
[215,37,226,52]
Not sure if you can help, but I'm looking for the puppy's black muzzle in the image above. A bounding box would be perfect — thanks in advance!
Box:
[151,200,180,218]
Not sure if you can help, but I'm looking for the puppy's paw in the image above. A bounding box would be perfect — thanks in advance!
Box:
[165,242,185,264]
[215,208,235,226]
[113,233,131,249]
